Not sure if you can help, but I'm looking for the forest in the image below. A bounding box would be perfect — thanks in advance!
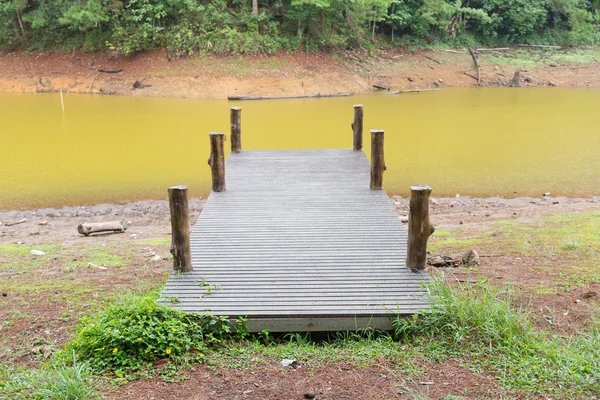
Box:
[1,0,599,55]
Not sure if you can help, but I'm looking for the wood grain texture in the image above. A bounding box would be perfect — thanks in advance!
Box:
[162,149,429,331]
[168,185,192,273]
[208,132,226,192]
[351,104,363,151]
[406,185,435,272]
[230,107,242,153]
[370,130,385,190]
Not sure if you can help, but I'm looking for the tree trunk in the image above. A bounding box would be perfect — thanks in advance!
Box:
[16,9,25,36]
[230,107,242,153]
[252,0,259,14]
[208,132,226,192]
[369,129,385,190]
[406,185,435,272]
[168,185,192,273]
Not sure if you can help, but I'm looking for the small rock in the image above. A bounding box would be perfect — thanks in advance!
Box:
[152,255,162,261]
[575,299,581,303]
[304,393,316,399]
[31,250,45,256]
[552,201,560,205]
[2,292,7,297]
[127,221,132,225]
[543,192,551,197]
[455,193,460,198]
[130,234,138,238]
[407,77,414,82]
[281,359,295,367]
[39,221,48,226]
[548,81,558,87]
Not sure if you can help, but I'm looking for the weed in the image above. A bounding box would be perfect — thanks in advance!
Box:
[393,275,600,396]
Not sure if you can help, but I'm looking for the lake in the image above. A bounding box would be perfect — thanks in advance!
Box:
[0,88,599,210]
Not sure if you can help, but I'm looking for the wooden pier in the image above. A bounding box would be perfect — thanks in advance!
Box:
[161,106,432,332]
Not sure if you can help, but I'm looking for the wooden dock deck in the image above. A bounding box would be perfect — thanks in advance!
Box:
[161,147,430,332]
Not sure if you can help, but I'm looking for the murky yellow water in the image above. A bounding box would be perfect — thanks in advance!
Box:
[1,88,599,209]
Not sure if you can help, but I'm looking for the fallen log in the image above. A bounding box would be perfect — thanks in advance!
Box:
[98,68,123,74]
[517,44,562,50]
[444,49,466,54]
[4,218,27,226]
[427,250,480,268]
[77,221,127,236]
[386,88,440,94]
[476,47,510,52]
[372,84,390,90]
[228,92,353,101]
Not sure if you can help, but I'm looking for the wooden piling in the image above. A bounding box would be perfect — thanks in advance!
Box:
[352,104,364,151]
[406,185,435,272]
[168,185,192,273]
[208,132,226,192]
[230,107,242,153]
[369,129,385,190]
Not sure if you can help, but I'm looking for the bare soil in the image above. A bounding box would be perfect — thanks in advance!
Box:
[1,48,599,99]
[1,196,599,399]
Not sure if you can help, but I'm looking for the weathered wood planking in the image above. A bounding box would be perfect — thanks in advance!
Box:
[161,149,429,331]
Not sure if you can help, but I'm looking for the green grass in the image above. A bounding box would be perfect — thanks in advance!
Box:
[394,276,600,396]
[134,237,171,246]
[0,243,59,257]
[0,360,97,400]
[480,48,600,68]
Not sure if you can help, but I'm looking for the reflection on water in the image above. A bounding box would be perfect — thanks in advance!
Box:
[0,88,599,209]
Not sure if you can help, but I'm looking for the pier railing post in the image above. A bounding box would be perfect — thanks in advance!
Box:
[369,129,385,190]
[208,132,226,192]
[406,185,435,272]
[168,185,192,273]
[230,107,242,153]
[352,104,364,151]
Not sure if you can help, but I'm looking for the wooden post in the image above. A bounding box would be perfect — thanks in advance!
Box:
[208,132,226,192]
[369,129,385,190]
[406,185,435,272]
[230,107,242,153]
[168,185,192,273]
[351,104,363,151]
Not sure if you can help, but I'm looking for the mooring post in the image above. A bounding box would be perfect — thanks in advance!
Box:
[369,129,385,190]
[352,104,364,151]
[168,185,192,273]
[208,132,226,192]
[406,185,435,272]
[230,107,242,153]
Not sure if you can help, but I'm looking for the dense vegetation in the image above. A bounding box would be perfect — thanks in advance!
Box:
[1,0,599,54]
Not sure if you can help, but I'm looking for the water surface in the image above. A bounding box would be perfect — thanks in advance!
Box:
[0,88,598,209]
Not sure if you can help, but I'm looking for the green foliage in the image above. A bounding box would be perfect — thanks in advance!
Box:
[0,0,597,52]
[394,276,600,395]
[0,359,97,400]
[62,293,233,378]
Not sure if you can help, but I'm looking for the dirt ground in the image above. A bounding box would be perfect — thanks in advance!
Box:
[1,196,599,399]
[1,47,599,99]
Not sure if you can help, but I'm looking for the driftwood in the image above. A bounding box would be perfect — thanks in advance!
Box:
[87,72,100,93]
[372,84,390,90]
[168,186,192,272]
[406,185,434,272]
[387,88,440,94]
[476,47,510,52]
[517,44,562,50]
[133,80,152,89]
[444,49,466,54]
[427,250,480,268]
[4,218,27,226]
[98,68,123,74]
[468,47,481,86]
[424,55,442,64]
[228,92,353,101]
[77,221,126,236]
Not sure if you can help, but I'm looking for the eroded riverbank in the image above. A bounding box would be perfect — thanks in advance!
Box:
[1,48,599,99]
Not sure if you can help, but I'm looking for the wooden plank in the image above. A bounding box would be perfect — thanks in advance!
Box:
[161,149,429,331]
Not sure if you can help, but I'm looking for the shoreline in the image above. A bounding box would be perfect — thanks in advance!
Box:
[1,48,599,99]
[1,195,598,246]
